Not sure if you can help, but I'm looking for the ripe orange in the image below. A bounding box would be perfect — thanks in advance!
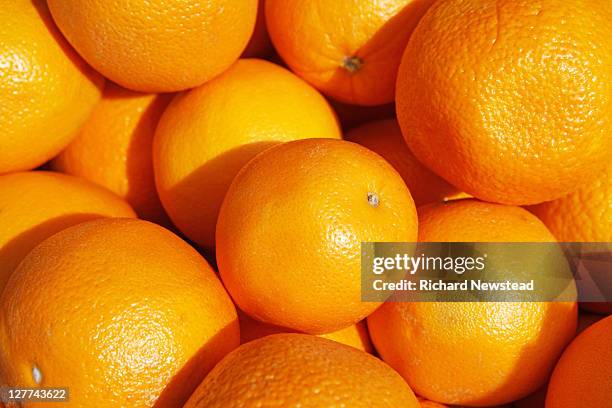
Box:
[47,0,257,92]
[529,163,611,242]
[242,0,273,58]
[546,315,612,408]
[368,200,577,406]
[184,333,420,408]
[345,119,460,206]
[0,218,239,408]
[0,0,103,174]
[51,83,172,225]
[154,59,341,250]
[396,0,612,205]
[217,139,417,334]
[329,99,396,131]
[266,0,435,105]
[239,311,373,353]
[0,171,135,293]
[418,398,447,408]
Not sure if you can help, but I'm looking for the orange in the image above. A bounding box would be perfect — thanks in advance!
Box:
[329,99,396,131]
[529,163,611,242]
[184,333,420,408]
[242,0,273,58]
[239,311,374,353]
[0,218,239,408]
[368,199,577,406]
[0,171,135,293]
[217,139,417,334]
[345,119,460,206]
[47,0,257,92]
[418,398,447,408]
[546,315,612,408]
[51,83,172,225]
[154,59,341,250]
[266,0,435,105]
[396,0,612,205]
[0,0,103,174]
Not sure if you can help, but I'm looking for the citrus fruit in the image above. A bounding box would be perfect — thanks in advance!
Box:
[51,83,172,225]
[184,333,421,408]
[0,218,239,408]
[345,119,460,206]
[396,0,612,205]
[154,59,341,250]
[546,315,612,408]
[0,171,135,293]
[239,311,373,353]
[368,199,577,406]
[329,99,396,131]
[529,163,611,242]
[47,0,258,92]
[0,0,103,174]
[217,138,417,334]
[242,0,273,58]
[266,0,435,105]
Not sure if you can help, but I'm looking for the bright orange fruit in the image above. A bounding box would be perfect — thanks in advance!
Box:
[47,0,258,92]
[368,200,577,406]
[52,83,172,225]
[546,315,612,408]
[396,0,612,205]
[154,59,341,250]
[266,0,435,105]
[0,0,103,174]
[0,218,239,408]
[0,171,135,292]
[345,119,460,206]
[184,334,421,408]
[217,139,418,334]
[239,311,373,353]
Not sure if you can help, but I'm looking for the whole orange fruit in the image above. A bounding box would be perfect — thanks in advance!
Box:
[52,83,172,225]
[47,0,257,92]
[546,315,612,408]
[368,200,577,406]
[242,0,273,58]
[184,333,420,408]
[345,119,460,206]
[239,311,374,353]
[0,218,239,408]
[0,171,135,293]
[217,139,417,334]
[154,59,341,250]
[0,0,103,174]
[396,0,612,205]
[266,0,435,105]
[529,163,611,242]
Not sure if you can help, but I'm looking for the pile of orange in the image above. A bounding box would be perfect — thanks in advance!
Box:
[0,0,610,407]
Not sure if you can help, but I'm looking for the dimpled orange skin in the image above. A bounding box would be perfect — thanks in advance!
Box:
[529,163,611,243]
[217,139,418,334]
[266,0,436,106]
[154,59,341,250]
[239,311,374,353]
[368,200,577,406]
[0,0,103,174]
[52,83,172,225]
[0,218,239,408]
[546,316,612,408]
[0,171,135,293]
[184,333,420,408]
[396,0,612,205]
[47,0,257,93]
[345,119,460,206]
